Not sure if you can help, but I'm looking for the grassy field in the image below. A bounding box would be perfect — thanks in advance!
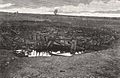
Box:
[2,49,120,78]
[1,12,120,78]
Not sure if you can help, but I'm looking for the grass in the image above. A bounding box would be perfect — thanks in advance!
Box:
[2,48,119,78]
[0,12,120,78]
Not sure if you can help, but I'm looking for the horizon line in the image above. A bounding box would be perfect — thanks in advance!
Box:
[1,11,120,18]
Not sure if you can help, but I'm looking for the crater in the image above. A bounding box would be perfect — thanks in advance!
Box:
[0,21,118,56]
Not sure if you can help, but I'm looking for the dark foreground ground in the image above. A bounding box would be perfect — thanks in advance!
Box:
[1,48,120,78]
[1,12,120,78]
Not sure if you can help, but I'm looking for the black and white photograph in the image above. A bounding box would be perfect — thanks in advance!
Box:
[0,0,120,78]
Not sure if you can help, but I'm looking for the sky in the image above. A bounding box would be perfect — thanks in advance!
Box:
[0,0,120,17]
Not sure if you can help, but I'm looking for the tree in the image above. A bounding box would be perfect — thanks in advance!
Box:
[54,9,58,15]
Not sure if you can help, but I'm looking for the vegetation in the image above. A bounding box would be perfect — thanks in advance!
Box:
[0,12,120,78]
[54,9,58,15]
